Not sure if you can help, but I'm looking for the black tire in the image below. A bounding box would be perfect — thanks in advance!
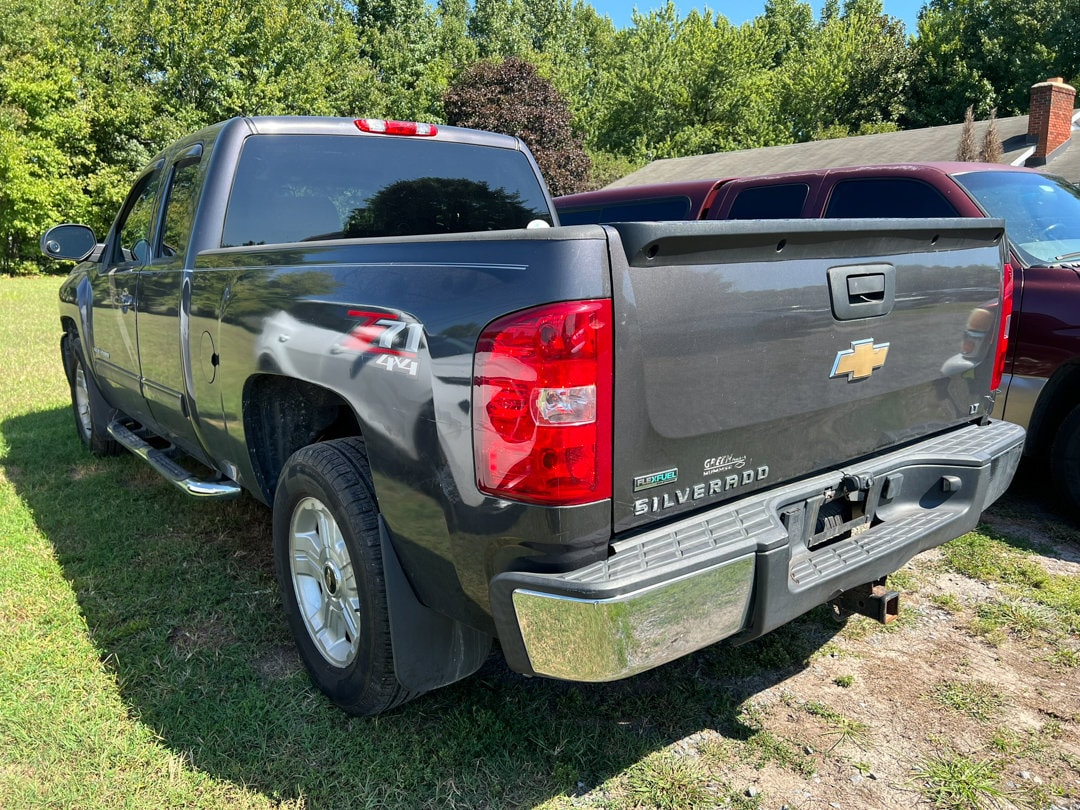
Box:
[1050,403,1080,517]
[272,437,415,716]
[63,333,120,456]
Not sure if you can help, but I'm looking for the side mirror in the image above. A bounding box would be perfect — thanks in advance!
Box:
[41,224,98,261]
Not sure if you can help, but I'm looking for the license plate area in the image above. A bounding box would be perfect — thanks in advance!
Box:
[782,473,882,553]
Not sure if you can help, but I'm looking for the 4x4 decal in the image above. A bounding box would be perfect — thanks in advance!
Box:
[342,309,424,376]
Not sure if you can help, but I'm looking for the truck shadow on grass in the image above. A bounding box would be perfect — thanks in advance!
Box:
[6,406,880,808]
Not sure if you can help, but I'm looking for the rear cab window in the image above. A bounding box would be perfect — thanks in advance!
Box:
[221,134,552,247]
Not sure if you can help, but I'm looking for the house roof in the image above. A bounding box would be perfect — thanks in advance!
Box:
[607,111,1080,188]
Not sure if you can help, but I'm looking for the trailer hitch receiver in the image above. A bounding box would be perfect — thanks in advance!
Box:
[829,577,899,624]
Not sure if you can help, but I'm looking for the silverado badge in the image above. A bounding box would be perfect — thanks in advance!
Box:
[830,339,890,381]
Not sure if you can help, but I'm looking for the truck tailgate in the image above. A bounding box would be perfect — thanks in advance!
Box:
[607,219,1008,531]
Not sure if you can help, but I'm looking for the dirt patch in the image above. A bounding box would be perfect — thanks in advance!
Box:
[693,605,1077,806]
[254,644,303,681]
[657,495,1080,810]
[167,615,239,660]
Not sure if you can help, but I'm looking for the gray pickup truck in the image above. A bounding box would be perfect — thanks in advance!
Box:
[43,116,1025,716]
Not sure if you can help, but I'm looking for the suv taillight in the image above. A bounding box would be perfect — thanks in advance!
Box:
[473,300,613,505]
[992,262,1014,391]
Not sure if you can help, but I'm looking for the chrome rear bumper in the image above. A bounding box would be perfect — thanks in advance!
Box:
[490,420,1025,681]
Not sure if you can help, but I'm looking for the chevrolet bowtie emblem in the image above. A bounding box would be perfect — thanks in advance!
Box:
[830,339,890,381]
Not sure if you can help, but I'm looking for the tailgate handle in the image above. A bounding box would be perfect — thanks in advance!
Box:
[828,264,895,320]
[848,274,885,300]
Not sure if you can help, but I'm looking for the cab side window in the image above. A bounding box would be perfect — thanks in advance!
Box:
[824,179,958,218]
[114,170,161,265]
[159,159,201,259]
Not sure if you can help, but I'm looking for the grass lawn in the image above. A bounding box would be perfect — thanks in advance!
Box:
[1,274,1077,809]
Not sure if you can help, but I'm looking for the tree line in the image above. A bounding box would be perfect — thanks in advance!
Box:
[1,0,1077,273]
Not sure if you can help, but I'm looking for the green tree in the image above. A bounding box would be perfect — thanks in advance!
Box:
[0,0,395,273]
[132,0,375,125]
[776,2,911,141]
[907,0,1080,127]
[521,0,618,148]
[587,0,912,164]
[355,0,471,120]
[436,0,477,77]
[468,0,531,58]
[836,2,912,128]
[665,12,790,155]
[590,4,804,162]
[0,55,91,273]
[590,4,691,161]
[0,0,104,272]
[760,0,815,65]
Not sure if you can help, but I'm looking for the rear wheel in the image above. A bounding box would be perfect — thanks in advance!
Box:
[272,437,414,715]
[1050,403,1080,516]
[63,334,120,456]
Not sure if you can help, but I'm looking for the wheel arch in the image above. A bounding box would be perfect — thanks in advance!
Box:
[58,271,94,355]
[60,309,87,375]
[242,374,364,504]
[1026,358,1080,459]
[59,317,79,379]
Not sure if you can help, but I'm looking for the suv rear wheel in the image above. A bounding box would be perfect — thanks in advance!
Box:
[1050,403,1080,516]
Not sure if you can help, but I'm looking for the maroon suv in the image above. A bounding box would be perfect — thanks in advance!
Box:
[557,163,1080,513]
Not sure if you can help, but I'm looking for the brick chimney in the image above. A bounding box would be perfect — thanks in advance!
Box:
[1027,77,1076,165]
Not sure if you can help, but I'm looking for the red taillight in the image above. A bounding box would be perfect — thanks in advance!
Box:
[473,300,613,506]
[354,118,438,137]
[992,262,1014,391]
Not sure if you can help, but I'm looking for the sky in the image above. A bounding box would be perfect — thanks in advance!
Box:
[588,0,925,34]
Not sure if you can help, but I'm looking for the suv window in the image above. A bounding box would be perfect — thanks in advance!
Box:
[114,170,161,265]
[728,183,809,219]
[222,134,552,247]
[824,178,958,219]
[559,196,692,225]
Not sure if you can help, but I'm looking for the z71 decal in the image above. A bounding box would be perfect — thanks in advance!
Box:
[342,309,425,377]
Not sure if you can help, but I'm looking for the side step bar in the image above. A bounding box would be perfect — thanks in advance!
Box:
[107,419,242,499]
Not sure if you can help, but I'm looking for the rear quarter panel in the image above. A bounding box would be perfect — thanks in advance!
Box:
[189,228,614,628]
